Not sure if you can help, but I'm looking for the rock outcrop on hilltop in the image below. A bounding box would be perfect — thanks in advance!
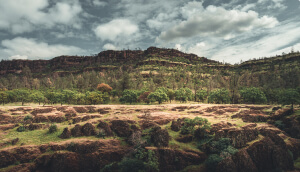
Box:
[0,47,218,76]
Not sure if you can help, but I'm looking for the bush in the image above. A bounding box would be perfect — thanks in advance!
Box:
[180,117,211,139]
[205,154,223,172]
[23,115,33,121]
[240,87,267,104]
[17,126,26,132]
[118,158,145,172]
[48,124,58,133]
[274,120,285,130]
[208,88,230,104]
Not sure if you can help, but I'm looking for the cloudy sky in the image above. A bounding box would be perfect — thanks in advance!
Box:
[0,0,299,64]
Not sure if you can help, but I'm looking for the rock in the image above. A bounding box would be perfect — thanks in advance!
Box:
[210,122,233,134]
[59,128,71,139]
[31,108,53,115]
[149,148,206,172]
[286,138,300,160]
[71,124,82,137]
[98,108,110,114]
[231,110,269,122]
[28,124,44,131]
[139,120,158,130]
[33,115,49,123]
[246,137,294,171]
[72,117,81,124]
[231,149,258,172]
[127,131,143,146]
[216,156,237,172]
[175,135,193,143]
[11,138,19,145]
[81,115,91,122]
[171,118,184,132]
[151,126,169,147]
[272,108,293,120]
[73,107,88,113]
[97,121,113,136]
[111,120,132,137]
[48,115,65,123]
[0,151,17,168]
[215,128,259,148]
[81,123,96,136]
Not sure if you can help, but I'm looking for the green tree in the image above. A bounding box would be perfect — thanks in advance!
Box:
[29,91,45,105]
[208,88,230,104]
[0,89,8,105]
[279,89,300,110]
[240,87,267,104]
[120,90,138,104]
[167,89,175,103]
[86,91,103,105]
[175,88,193,103]
[148,89,169,104]
[196,89,208,103]
[15,89,31,106]
[62,90,76,105]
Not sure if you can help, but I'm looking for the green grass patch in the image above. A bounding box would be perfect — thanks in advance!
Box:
[295,157,300,169]
[1,126,65,146]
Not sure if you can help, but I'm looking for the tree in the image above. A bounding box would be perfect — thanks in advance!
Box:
[62,90,76,105]
[86,91,103,105]
[97,83,113,93]
[119,72,131,91]
[175,88,193,103]
[279,89,300,110]
[208,88,230,104]
[0,88,8,105]
[240,87,267,104]
[120,90,138,104]
[167,89,175,103]
[196,89,208,103]
[148,89,169,104]
[29,91,45,105]
[15,89,31,106]
[138,91,151,104]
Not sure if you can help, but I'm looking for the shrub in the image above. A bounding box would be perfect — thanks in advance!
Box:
[205,154,223,172]
[118,158,145,172]
[23,115,33,121]
[17,126,26,132]
[96,129,106,138]
[180,117,211,139]
[274,120,285,130]
[48,124,58,133]
[97,83,113,93]
[208,88,230,104]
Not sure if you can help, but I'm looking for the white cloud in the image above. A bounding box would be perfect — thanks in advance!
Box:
[210,22,300,64]
[9,55,28,60]
[174,44,182,51]
[92,0,107,7]
[1,37,85,59]
[103,43,118,50]
[0,0,82,34]
[94,19,139,41]
[158,2,278,42]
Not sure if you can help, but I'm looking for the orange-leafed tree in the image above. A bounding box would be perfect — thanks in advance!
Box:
[97,83,112,93]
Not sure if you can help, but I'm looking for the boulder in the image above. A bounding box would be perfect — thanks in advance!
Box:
[246,137,294,171]
[111,120,132,137]
[151,126,169,147]
[216,156,237,172]
[97,121,113,136]
[81,123,96,136]
[71,124,82,137]
[59,128,71,139]
[215,128,258,148]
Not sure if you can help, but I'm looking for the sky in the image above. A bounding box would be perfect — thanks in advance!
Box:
[0,0,299,64]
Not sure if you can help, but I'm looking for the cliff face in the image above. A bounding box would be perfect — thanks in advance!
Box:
[0,47,217,76]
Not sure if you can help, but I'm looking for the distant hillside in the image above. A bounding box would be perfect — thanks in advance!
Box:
[0,47,220,77]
